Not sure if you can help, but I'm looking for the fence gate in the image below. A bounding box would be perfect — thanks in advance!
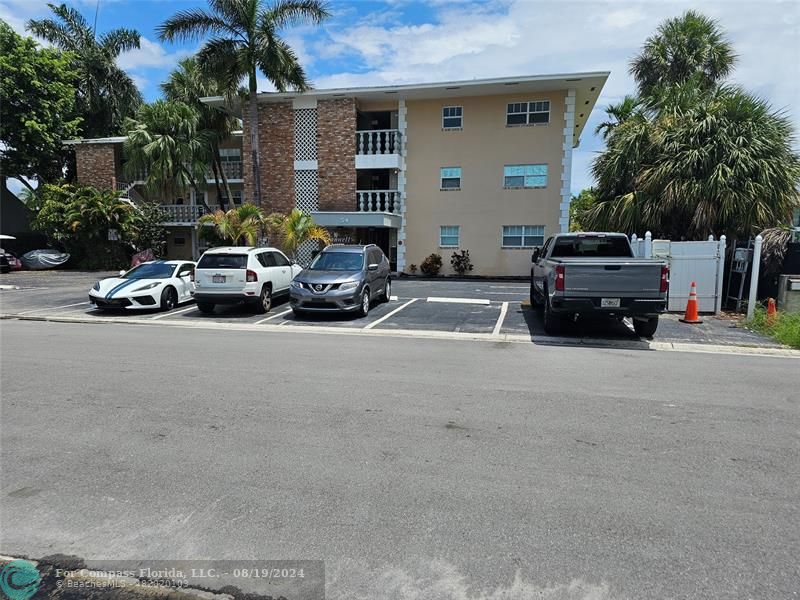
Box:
[632,235,726,313]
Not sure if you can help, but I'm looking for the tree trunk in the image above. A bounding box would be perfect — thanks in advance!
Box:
[248,74,263,210]
[210,158,225,210]
[216,152,234,209]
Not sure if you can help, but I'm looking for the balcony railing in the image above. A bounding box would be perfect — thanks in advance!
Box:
[160,204,206,224]
[356,129,401,155]
[219,160,242,179]
[357,190,401,213]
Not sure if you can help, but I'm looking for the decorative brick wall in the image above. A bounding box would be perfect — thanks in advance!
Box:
[317,98,356,211]
[242,100,294,215]
[75,144,118,190]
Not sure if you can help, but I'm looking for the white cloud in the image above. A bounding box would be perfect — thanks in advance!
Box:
[311,0,800,193]
[117,37,192,70]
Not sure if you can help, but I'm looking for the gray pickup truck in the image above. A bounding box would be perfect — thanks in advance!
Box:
[530,232,668,337]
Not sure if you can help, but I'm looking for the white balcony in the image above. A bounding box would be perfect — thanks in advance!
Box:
[357,190,401,214]
[218,160,242,180]
[355,129,402,170]
[160,204,207,225]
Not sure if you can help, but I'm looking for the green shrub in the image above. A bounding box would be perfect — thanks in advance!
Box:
[450,249,474,275]
[408,263,418,274]
[420,253,442,276]
[748,306,800,349]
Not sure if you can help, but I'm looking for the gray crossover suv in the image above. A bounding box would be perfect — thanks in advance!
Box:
[289,244,391,317]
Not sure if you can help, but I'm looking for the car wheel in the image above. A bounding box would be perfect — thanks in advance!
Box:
[529,280,542,310]
[543,298,564,335]
[382,278,392,302]
[633,316,659,338]
[160,286,177,311]
[255,285,272,314]
[357,288,370,317]
[196,302,215,314]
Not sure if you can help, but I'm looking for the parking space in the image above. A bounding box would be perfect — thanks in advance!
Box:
[0,272,782,348]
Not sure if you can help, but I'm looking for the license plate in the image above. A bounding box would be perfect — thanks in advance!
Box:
[601,298,621,308]
[212,275,225,283]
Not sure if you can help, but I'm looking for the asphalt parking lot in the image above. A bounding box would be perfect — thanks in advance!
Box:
[0,269,781,349]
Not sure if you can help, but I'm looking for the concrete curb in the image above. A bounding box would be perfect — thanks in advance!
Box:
[3,312,798,358]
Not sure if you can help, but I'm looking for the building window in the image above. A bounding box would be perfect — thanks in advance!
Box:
[440,226,460,247]
[793,207,800,228]
[502,225,545,248]
[174,236,186,246]
[442,106,463,129]
[440,167,461,189]
[219,148,241,162]
[506,101,550,126]
[503,164,548,188]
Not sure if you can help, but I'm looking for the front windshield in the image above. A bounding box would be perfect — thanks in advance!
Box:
[308,252,364,271]
[122,262,175,280]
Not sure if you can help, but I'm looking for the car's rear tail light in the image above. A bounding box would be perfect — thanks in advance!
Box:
[246,269,258,283]
[660,266,669,293]
[555,265,565,291]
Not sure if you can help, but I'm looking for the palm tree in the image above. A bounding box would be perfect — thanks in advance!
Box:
[265,208,331,262]
[123,100,212,209]
[630,10,736,98]
[157,0,330,210]
[199,204,266,246]
[161,57,239,209]
[594,95,643,141]
[27,3,143,137]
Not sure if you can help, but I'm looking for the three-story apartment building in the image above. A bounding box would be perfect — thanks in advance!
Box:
[68,72,608,275]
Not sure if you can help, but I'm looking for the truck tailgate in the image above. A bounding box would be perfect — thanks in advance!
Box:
[563,261,663,298]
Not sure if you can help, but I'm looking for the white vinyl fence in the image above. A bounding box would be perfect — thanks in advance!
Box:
[631,233,726,313]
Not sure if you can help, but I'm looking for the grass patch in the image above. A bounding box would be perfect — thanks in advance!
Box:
[748,306,800,349]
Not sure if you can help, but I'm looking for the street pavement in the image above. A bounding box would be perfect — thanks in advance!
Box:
[1,319,798,599]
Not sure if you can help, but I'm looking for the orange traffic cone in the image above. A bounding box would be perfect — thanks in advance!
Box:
[767,298,778,325]
[680,281,703,324]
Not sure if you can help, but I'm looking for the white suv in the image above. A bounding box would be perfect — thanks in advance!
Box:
[192,246,302,314]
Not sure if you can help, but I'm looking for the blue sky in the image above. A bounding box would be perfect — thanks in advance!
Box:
[2,0,798,194]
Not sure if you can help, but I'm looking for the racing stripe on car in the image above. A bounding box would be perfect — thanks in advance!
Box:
[105,279,139,300]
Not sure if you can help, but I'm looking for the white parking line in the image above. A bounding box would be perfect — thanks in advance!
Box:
[363,298,417,330]
[17,302,88,315]
[151,305,197,320]
[255,308,292,324]
[427,296,491,305]
[492,302,509,337]
[390,295,398,301]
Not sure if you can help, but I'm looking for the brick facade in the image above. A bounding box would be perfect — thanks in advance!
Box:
[75,144,119,190]
[317,98,356,211]
[242,100,294,215]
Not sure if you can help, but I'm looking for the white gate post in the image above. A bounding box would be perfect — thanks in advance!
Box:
[746,234,763,320]
[715,235,726,314]
[644,231,652,259]
[631,233,638,257]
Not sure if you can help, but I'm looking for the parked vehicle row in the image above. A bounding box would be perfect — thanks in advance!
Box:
[87,244,393,318]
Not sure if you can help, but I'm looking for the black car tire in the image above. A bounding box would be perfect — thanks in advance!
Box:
[254,285,272,314]
[633,316,659,338]
[160,286,177,311]
[196,302,215,314]
[543,298,564,335]
[357,288,370,317]
[530,280,543,311]
[382,278,392,302]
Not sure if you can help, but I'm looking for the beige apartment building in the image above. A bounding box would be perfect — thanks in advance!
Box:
[69,72,608,275]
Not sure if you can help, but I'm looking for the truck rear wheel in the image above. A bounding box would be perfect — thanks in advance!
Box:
[543,299,564,335]
[529,281,542,311]
[633,316,659,337]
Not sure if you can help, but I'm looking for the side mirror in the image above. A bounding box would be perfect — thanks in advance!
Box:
[119,270,126,277]
[531,248,541,263]
[368,263,379,271]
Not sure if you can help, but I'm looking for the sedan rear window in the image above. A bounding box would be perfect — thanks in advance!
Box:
[551,236,633,258]
[197,254,248,269]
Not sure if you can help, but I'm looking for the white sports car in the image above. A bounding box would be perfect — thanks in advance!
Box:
[89,260,196,311]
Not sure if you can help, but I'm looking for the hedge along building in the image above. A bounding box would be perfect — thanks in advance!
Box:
[203,72,608,275]
[66,72,607,271]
